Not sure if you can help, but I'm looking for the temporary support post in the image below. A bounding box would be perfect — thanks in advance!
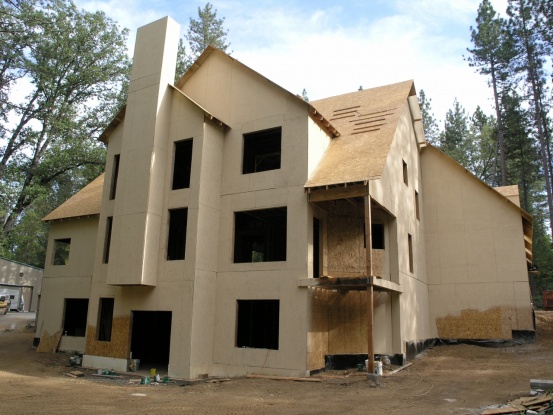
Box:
[364,194,374,374]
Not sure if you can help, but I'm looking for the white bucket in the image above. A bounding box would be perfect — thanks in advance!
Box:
[374,361,383,376]
[366,360,383,375]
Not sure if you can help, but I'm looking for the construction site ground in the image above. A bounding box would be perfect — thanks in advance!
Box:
[1,311,552,415]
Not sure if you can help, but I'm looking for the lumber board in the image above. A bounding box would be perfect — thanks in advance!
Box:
[246,374,322,383]
[530,379,553,389]
[382,363,412,377]
[480,404,526,414]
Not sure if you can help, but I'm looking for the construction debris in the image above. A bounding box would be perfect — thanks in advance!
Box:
[531,379,553,390]
[246,374,323,383]
[480,392,553,415]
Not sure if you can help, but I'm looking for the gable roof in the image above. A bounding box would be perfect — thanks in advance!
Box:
[43,174,104,222]
[304,80,416,189]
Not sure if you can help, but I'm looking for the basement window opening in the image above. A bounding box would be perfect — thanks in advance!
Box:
[236,300,279,350]
[63,298,88,337]
[97,298,114,341]
[167,208,188,261]
[172,139,193,190]
[53,238,71,265]
[233,207,287,263]
[242,127,281,174]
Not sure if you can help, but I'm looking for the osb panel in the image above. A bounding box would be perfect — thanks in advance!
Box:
[307,288,329,370]
[435,307,519,340]
[327,211,365,276]
[373,249,384,276]
[327,291,368,354]
[85,316,130,359]
[37,329,62,353]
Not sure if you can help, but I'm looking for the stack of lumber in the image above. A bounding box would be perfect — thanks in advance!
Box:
[480,393,553,414]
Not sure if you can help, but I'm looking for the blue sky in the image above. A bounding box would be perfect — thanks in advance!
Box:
[76,0,509,123]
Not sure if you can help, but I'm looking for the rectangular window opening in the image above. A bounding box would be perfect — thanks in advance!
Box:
[234,207,287,263]
[242,127,282,174]
[167,208,188,261]
[53,238,71,265]
[363,223,385,249]
[236,300,279,350]
[103,217,113,264]
[415,191,420,221]
[408,233,414,273]
[97,298,114,341]
[402,160,408,186]
[172,139,193,190]
[63,298,88,337]
[109,154,120,200]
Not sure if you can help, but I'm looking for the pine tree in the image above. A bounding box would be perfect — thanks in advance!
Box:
[467,0,514,185]
[440,99,470,167]
[175,2,230,80]
[418,89,441,145]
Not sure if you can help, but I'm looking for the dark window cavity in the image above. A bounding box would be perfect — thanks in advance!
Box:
[234,207,287,263]
[372,223,385,249]
[403,160,408,186]
[63,298,88,337]
[236,300,279,350]
[97,298,114,341]
[109,154,120,200]
[53,238,71,265]
[415,190,420,220]
[167,208,188,261]
[172,139,193,190]
[242,127,282,174]
[408,233,414,273]
[103,217,113,264]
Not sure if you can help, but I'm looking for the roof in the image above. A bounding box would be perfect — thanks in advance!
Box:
[304,80,416,189]
[43,174,104,222]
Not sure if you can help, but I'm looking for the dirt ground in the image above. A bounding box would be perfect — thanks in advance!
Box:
[1,312,553,415]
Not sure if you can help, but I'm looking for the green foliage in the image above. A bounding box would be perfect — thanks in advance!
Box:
[0,0,129,265]
[418,89,440,145]
[175,2,230,80]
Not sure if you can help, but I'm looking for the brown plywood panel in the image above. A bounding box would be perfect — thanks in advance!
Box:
[85,316,131,359]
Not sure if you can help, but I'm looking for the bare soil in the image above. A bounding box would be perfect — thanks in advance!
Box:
[1,311,553,415]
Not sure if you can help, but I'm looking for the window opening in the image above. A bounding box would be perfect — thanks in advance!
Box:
[415,191,420,220]
[402,160,408,186]
[53,238,71,265]
[363,223,385,249]
[236,300,279,349]
[408,234,414,273]
[234,207,287,263]
[167,208,188,260]
[109,154,120,200]
[313,218,320,278]
[63,298,88,337]
[172,139,193,190]
[242,127,282,174]
[97,298,114,341]
[103,217,113,264]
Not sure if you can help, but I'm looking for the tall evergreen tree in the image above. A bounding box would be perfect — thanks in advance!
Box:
[175,2,230,79]
[467,0,514,186]
[507,0,553,236]
[440,99,470,167]
[418,89,441,145]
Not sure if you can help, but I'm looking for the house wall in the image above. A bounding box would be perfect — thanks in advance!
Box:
[37,218,97,352]
[369,103,431,354]
[422,147,533,339]
[0,257,43,311]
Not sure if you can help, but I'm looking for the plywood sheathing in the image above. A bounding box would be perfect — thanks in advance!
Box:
[85,316,130,359]
[36,329,62,353]
[43,174,104,222]
[305,80,415,188]
[435,306,533,340]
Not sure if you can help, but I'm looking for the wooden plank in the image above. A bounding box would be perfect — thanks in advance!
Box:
[246,374,322,383]
[382,363,412,377]
[530,379,553,389]
[308,184,367,203]
[69,371,84,377]
[480,405,526,415]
